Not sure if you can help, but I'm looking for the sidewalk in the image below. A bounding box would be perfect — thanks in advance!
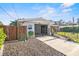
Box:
[36,36,79,56]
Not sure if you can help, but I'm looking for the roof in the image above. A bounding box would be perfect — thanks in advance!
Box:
[17,17,54,25]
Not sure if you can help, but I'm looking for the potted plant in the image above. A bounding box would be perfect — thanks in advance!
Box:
[28,31,33,38]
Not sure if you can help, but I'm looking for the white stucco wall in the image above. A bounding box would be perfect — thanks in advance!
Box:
[21,22,35,38]
[27,23,35,38]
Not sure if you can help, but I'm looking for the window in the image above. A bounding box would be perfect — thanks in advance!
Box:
[28,25,32,29]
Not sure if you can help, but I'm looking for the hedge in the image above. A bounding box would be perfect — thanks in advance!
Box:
[60,27,79,33]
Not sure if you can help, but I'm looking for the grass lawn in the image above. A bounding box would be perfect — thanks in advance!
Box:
[57,32,79,43]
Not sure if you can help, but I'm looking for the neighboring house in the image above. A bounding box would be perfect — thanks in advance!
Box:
[17,17,59,38]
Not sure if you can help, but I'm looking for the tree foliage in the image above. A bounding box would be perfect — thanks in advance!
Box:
[60,27,79,33]
[0,21,3,25]
[10,20,17,26]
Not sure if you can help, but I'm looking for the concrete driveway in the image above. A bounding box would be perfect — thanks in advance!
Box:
[36,36,79,56]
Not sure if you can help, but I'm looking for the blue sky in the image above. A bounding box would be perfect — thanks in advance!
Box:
[0,3,79,25]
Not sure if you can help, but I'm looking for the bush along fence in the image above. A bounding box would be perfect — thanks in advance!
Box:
[57,26,79,43]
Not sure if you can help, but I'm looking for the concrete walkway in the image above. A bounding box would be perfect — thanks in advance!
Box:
[36,36,79,56]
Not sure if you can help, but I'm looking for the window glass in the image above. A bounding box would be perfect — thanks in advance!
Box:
[28,25,32,29]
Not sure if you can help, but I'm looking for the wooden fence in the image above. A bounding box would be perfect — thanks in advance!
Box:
[0,26,27,41]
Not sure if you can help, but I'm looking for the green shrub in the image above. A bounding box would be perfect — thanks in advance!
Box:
[57,32,79,43]
[0,28,6,48]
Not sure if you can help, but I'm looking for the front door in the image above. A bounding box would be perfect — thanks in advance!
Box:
[41,25,48,35]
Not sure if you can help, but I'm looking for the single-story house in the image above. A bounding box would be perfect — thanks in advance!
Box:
[17,17,59,38]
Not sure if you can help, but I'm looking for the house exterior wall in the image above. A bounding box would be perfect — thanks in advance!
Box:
[27,23,35,38]
[18,18,56,38]
[19,22,35,38]
[20,22,52,38]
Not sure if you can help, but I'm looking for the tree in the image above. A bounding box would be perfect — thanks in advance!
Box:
[77,18,79,25]
[0,21,3,25]
[59,20,62,25]
[10,20,17,26]
[72,17,75,34]
[59,19,64,26]
[77,18,79,38]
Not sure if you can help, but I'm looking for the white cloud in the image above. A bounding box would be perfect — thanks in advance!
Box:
[37,6,69,20]
[32,4,73,20]
[60,3,74,14]
[62,8,72,13]
[38,6,57,19]
[61,3,75,8]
